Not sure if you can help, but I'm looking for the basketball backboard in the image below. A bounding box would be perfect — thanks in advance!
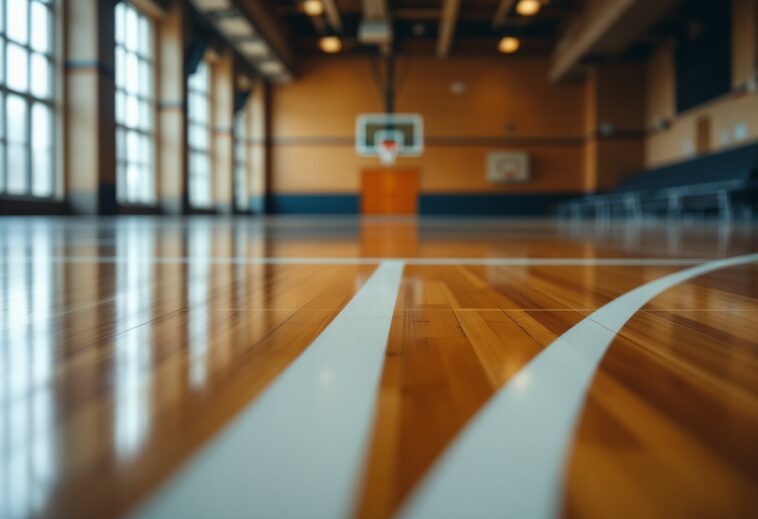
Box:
[356,113,424,164]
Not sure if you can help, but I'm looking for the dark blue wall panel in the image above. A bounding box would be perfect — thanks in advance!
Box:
[271,194,360,214]
[270,193,576,215]
[419,193,576,216]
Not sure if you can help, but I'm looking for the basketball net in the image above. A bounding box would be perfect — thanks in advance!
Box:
[378,140,399,166]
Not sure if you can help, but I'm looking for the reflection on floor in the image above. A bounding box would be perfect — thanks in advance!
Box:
[0,216,757,519]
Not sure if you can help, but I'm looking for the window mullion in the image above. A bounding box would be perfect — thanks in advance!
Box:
[25,0,31,195]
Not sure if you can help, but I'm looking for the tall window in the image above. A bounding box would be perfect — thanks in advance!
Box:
[0,0,55,197]
[115,2,155,204]
[188,62,211,209]
[234,110,247,211]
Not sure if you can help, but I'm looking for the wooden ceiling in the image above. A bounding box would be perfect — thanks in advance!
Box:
[272,0,583,57]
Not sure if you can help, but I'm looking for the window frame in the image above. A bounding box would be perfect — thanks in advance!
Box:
[187,59,213,210]
[114,0,157,206]
[234,107,247,212]
[0,0,57,199]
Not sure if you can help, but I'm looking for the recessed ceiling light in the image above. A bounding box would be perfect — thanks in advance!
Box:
[302,0,324,16]
[516,0,541,16]
[319,36,342,53]
[498,36,520,54]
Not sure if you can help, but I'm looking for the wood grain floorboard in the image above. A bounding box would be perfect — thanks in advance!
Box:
[2,218,758,518]
[564,266,758,519]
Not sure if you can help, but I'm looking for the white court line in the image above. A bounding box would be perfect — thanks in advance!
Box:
[130,261,405,519]
[397,253,758,519]
[2,255,716,266]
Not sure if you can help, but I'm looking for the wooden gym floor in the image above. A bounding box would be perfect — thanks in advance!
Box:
[1,216,757,519]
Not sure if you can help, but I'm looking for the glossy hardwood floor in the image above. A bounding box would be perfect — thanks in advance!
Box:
[0,216,757,518]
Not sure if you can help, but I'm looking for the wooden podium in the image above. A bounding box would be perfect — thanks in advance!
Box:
[361,167,419,215]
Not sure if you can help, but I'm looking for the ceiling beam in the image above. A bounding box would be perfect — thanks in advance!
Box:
[436,0,462,58]
[322,0,343,31]
[395,8,441,20]
[549,0,681,82]
[237,0,297,74]
[492,0,516,28]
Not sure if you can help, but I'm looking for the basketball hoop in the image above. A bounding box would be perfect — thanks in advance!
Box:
[378,140,399,165]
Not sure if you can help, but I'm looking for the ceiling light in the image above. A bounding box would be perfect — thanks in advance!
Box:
[319,36,342,54]
[302,0,324,16]
[516,0,541,16]
[498,36,520,54]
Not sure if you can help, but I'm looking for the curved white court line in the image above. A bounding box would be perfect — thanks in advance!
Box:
[398,253,758,519]
[131,261,404,519]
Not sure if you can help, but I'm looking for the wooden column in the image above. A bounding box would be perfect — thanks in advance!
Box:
[248,79,268,214]
[263,81,274,214]
[65,0,117,214]
[583,62,645,191]
[157,1,189,215]
[212,50,235,214]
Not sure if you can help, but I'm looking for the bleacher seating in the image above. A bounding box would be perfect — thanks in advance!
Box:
[558,142,758,219]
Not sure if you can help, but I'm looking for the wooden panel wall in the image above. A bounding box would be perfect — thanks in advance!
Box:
[270,56,588,196]
[584,62,646,191]
[644,0,758,168]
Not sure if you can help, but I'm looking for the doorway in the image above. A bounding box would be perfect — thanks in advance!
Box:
[361,168,419,215]
[696,116,711,155]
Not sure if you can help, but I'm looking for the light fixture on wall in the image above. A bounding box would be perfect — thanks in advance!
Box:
[498,36,521,54]
[319,35,343,53]
[516,0,541,16]
[302,0,325,16]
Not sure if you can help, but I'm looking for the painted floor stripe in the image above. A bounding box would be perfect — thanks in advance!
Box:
[397,253,758,519]
[130,260,405,519]
[3,255,716,266]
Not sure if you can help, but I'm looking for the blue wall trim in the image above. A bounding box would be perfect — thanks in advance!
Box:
[420,193,576,216]
[270,193,578,215]
[271,194,359,214]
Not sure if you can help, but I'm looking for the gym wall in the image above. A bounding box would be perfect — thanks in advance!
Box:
[269,56,587,214]
[645,0,758,168]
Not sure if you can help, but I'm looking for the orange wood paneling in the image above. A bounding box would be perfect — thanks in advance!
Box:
[362,168,419,215]
[271,56,588,195]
